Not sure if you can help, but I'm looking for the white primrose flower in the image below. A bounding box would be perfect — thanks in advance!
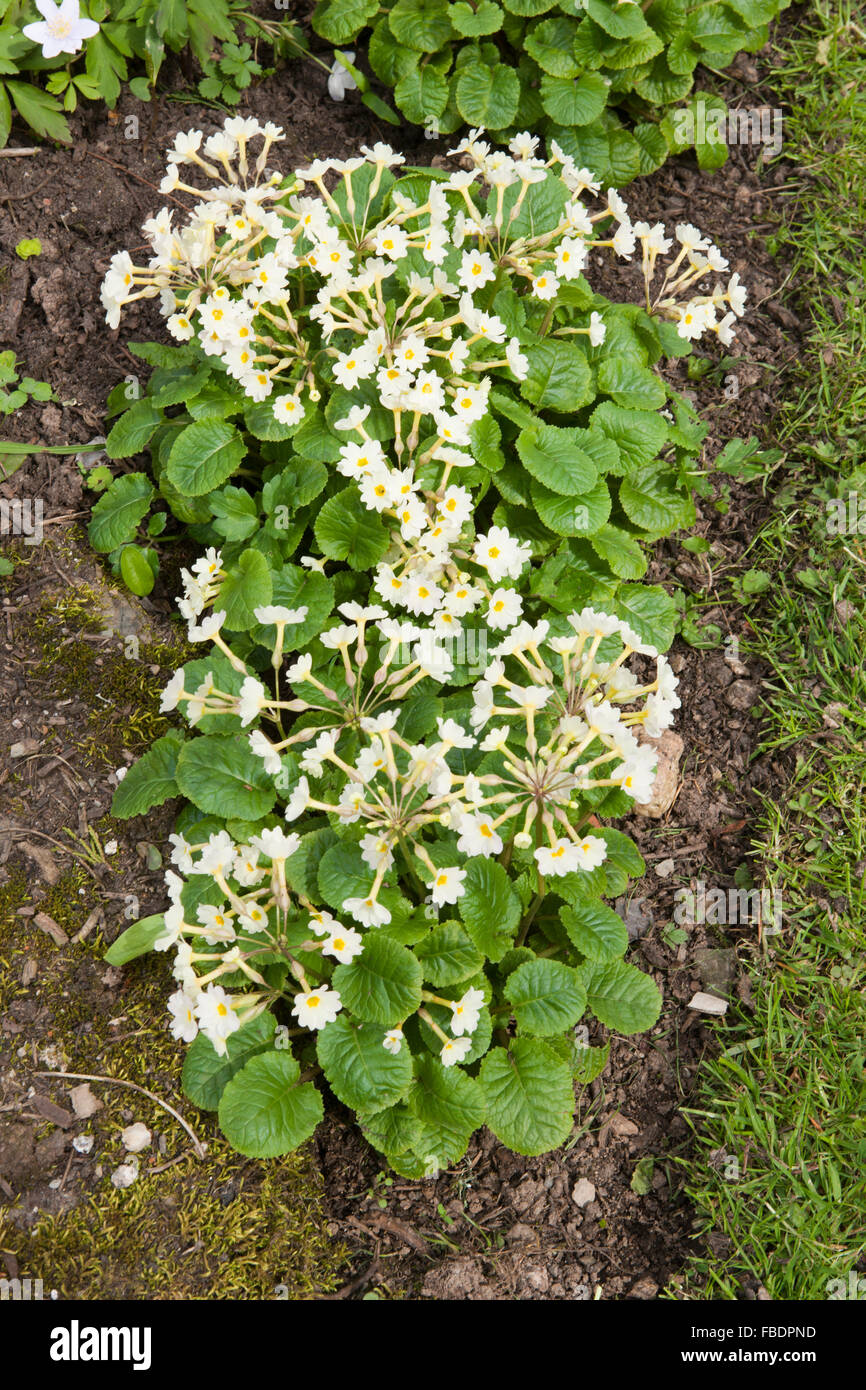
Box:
[383,1028,404,1055]
[440,1037,472,1067]
[168,989,199,1043]
[322,927,365,964]
[450,986,485,1037]
[292,985,342,1029]
[429,865,468,907]
[195,985,241,1054]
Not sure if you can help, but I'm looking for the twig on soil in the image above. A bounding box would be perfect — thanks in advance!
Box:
[85,149,188,209]
[0,177,52,203]
[320,1257,382,1300]
[0,148,40,158]
[36,1070,208,1160]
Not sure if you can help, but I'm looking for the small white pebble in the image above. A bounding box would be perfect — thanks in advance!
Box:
[110,1160,139,1189]
[121,1122,151,1153]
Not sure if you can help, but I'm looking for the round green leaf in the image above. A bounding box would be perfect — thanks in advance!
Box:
[506,958,587,1035]
[480,1038,575,1155]
[582,958,661,1034]
[218,549,273,632]
[456,63,520,129]
[166,420,246,497]
[218,1051,323,1157]
[175,735,277,820]
[516,424,598,496]
[88,473,154,553]
[448,0,503,37]
[389,0,454,51]
[183,1012,276,1111]
[314,486,389,570]
[561,901,629,962]
[540,72,608,126]
[520,340,593,413]
[332,932,423,1027]
[530,475,611,537]
[394,65,449,123]
[317,1015,412,1113]
[415,921,484,986]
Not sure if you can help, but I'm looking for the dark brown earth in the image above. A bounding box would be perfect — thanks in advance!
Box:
[0,23,804,1299]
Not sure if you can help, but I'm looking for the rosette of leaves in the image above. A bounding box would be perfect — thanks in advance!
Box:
[108,733,661,1170]
[93,169,709,643]
[311,0,790,184]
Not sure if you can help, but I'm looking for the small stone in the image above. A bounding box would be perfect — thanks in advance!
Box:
[654,858,675,879]
[725,680,760,712]
[121,1123,151,1154]
[110,1160,139,1189]
[608,1113,639,1138]
[694,947,737,994]
[633,730,684,819]
[687,991,728,1016]
[572,1178,596,1208]
[72,1135,94,1155]
[629,1277,659,1300]
[10,739,40,758]
[69,1083,102,1118]
[34,912,69,946]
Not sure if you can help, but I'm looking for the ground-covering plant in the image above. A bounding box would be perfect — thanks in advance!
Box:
[312,0,791,184]
[97,119,747,1173]
[0,0,308,144]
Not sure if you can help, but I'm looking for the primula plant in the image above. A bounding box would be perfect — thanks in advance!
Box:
[99,119,746,1170]
[312,0,791,184]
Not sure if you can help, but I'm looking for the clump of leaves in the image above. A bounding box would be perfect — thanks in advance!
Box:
[312,0,791,184]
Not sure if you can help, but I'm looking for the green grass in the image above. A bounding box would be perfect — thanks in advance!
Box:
[678,2,866,1300]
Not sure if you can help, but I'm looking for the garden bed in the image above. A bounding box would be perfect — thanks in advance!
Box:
[0,34,813,1301]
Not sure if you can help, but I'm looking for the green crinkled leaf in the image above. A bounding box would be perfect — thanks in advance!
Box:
[459,859,521,962]
[183,1012,276,1110]
[523,16,579,76]
[314,486,389,570]
[588,523,647,579]
[218,548,273,632]
[111,732,184,819]
[539,71,608,126]
[516,424,598,496]
[105,400,163,461]
[332,931,423,1027]
[175,735,277,820]
[480,1038,575,1155]
[166,419,246,496]
[530,475,611,537]
[597,358,667,411]
[448,0,503,37]
[591,401,669,470]
[312,0,379,44]
[613,582,678,651]
[561,900,628,962]
[415,920,484,986]
[520,341,593,413]
[455,62,520,129]
[388,0,454,51]
[88,472,154,552]
[619,466,693,535]
[394,65,448,123]
[104,914,166,967]
[582,957,662,1033]
[506,958,588,1036]
[317,1014,413,1113]
[218,1052,323,1157]
[408,1054,486,1138]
